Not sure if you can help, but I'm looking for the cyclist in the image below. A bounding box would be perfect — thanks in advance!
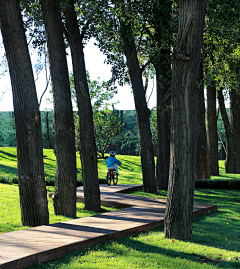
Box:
[105,151,122,175]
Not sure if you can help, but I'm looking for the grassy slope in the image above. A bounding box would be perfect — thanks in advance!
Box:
[0,147,240,268]
[0,147,143,184]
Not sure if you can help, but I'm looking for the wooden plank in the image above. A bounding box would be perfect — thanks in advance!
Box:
[0,184,217,269]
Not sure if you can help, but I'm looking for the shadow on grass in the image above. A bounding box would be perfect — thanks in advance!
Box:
[0,163,17,175]
[192,211,240,252]
[0,149,17,160]
[28,227,240,269]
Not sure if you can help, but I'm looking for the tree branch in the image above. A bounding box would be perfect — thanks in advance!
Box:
[217,129,227,154]
[141,60,151,73]
[81,0,106,39]
[39,75,51,107]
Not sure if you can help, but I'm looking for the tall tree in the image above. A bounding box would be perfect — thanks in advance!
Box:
[203,0,240,175]
[117,1,156,193]
[164,0,205,239]
[206,80,219,175]
[196,63,210,179]
[0,0,49,226]
[64,1,101,211]
[41,0,77,217]
[150,0,172,190]
[229,89,240,173]
[218,88,238,173]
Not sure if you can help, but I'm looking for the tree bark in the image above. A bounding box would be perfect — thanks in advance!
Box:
[207,80,219,175]
[155,63,171,190]
[150,0,172,191]
[229,88,240,173]
[41,0,77,217]
[119,14,157,194]
[164,0,205,240]
[64,2,101,212]
[0,0,49,226]
[196,64,210,179]
[218,89,235,173]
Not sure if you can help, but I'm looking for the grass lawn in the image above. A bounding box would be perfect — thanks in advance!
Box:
[0,147,143,185]
[0,183,116,234]
[0,147,240,268]
[27,188,240,269]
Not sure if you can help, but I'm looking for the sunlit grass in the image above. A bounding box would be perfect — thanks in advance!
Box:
[27,188,240,269]
[1,147,240,268]
[0,184,116,234]
[0,147,143,184]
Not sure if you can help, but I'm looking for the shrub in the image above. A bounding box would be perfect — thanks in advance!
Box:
[0,176,107,186]
[195,179,240,190]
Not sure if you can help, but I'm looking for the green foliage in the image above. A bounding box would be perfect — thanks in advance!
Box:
[70,71,115,111]
[93,108,123,158]
[116,110,140,156]
[0,112,16,147]
[150,109,157,146]
[70,71,123,157]
[203,1,240,90]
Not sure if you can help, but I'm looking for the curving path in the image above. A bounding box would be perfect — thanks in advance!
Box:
[0,184,217,269]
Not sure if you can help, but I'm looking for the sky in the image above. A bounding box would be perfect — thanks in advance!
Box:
[0,38,157,112]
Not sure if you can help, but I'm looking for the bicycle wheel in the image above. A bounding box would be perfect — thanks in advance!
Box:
[107,172,111,186]
[113,173,118,185]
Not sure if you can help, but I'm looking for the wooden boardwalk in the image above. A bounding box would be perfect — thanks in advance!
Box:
[0,184,217,269]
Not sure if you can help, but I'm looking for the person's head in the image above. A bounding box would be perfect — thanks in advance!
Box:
[109,151,116,157]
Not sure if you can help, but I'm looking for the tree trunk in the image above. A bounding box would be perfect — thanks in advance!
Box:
[196,64,210,179]
[155,64,171,190]
[218,89,235,173]
[0,0,49,226]
[45,111,54,149]
[207,80,219,175]
[229,89,240,173]
[119,15,156,194]
[41,0,77,217]
[164,0,205,240]
[64,2,101,212]
[150,0,172,191]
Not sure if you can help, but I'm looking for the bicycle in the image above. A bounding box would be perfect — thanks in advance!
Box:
[106,169,118,186]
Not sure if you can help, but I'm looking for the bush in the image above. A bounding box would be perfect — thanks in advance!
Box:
[195,179,240,190]
[0,176,107,186]
[0,176,18,184]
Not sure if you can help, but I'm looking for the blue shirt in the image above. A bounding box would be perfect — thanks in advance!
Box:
[105,157,122,168]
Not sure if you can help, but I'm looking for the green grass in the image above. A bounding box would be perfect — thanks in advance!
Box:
[1,147,240,268]
[0,147,143,184]
[211,161,240,181]
[27,188,240,269]
[1,147,239,184]
[0,184,116,234]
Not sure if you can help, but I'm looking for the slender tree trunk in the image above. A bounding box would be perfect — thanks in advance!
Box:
[218,89,235,173]
[229,89,240,173]
[64,2,101,212]
[119,15,156,194]
[45,111,54,149]
[164,0,205,240]
[155,63,171,190]
[196,64,210,179]
[0,0,49,226]
[207,80,219,175]
[41,0,77,217]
